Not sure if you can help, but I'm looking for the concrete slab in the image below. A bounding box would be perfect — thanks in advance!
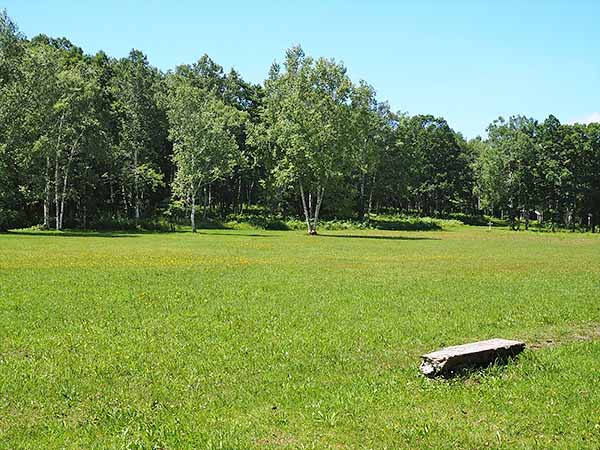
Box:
[420,338,525,377]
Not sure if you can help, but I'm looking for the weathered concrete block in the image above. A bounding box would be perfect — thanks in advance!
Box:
[420,338,525,378]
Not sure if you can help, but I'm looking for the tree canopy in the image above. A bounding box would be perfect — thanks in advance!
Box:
[1,11,599,233]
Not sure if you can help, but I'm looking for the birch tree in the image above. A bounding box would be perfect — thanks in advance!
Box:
[3,37,102,230]
[112,50,166,222]
[0,10,25,229]
[478,116,538,229]
[51,65,103,229]
[167,82,246,232]
[255,46,351,235]
[348,81,392,222]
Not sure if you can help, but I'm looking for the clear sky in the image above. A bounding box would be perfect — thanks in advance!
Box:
[3,0,600,138]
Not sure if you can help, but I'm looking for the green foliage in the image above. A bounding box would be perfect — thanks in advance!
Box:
[0,9,24,83]
[474,115,600,231]
[1,11,599,233]
[0,207,20,230]
[218,212,493,232]
[167,74,247,231]
[395,115,476,216]
[111,49,169,221]
[254,45,353,234]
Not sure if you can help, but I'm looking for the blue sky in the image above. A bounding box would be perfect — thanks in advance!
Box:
[4,0,600,137]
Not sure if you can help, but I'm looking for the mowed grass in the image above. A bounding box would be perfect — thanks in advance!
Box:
[0,227,599,449]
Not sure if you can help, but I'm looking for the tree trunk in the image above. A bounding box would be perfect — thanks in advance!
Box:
[43,156,50,229]
[552,198,559,232]
[43,196,49,229]
[312,187,325,234]
[54,156,60,231]
[358,173,365,222]
[202,187,209,221]
[58,139,79,230]
[134,148,140,224]
[508,198,518,231]
[247,180,255,207]
[59,169,68,230]
[59,149,74,231]
[367,173,376,221]
[190,194,196,233]
[236,176,242,214]
[53,114,65,231]
[299,182,313,235]
[109,180,115,215]
[122,185,128,218]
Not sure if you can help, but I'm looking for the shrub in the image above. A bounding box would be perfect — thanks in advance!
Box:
[0,208,24,231]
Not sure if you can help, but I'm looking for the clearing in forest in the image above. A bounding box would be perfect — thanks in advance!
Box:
[0,227,599,449]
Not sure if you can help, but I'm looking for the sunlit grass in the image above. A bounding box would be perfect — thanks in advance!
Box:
[0,227,599,449]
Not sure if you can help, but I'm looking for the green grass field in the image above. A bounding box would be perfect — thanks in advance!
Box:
[1,227,599,449]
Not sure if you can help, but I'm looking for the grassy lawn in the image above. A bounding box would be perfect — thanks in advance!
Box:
[0,227,599,449]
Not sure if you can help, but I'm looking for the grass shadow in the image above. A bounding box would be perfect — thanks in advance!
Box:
[370,219,442,231]
[426,353,524,381]
[6,230,139,238]
[319,234,439,241]
[197,231,273,238]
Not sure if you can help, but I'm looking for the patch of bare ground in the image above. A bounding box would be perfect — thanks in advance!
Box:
[255,432,297,448]
[529,323,600,350]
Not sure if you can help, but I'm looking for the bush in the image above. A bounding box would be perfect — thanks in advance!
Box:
[222,212,471,232]
[439,212,489,226]
[369,215,444,231]
[86,217,172,232]
[0,208,25,231]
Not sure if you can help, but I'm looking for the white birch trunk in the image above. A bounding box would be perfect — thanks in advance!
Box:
[122,185,128,217]
[299,182,312,234]
[367,173,376,218]
[134,148,140,223]
[54,114,65,230]
[359,173,365,221]
[54,156,60,231]
[312,187,325,234]
[202,187,209,221]
[59,170,68,230]
[58,137,79,230]
[43,155,50,229]
[190,192,196,233]
[237,176,242,214]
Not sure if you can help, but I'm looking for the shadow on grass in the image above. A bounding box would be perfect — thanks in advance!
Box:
[197,231,272,238]
[319,234,439,241]
[6,230,139,238]
[370,219,442,231]
[426,354,524,382]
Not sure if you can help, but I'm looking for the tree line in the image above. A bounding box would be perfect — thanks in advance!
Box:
[1,11,599,233]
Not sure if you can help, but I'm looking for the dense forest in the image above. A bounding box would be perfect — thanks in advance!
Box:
[1,11,599,233]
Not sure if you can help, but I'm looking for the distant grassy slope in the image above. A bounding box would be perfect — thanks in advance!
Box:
[0,227,599,449]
